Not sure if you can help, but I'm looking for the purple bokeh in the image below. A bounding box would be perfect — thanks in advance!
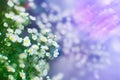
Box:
[26,0,120,80]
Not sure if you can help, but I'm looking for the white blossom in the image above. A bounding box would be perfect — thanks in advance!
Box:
[7,0,14,7]
[40,36,47,42]
[20,71,26,79]
[8,75,15,80]
[15,29,22,35]
[9,34,18,42]
[23,36,31,47]
[7,66,15,72]
[3,22,8,27]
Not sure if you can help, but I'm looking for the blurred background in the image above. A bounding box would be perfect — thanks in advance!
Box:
[26,0,120,80]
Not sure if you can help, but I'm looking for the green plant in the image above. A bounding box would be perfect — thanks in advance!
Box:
[0,0,59,80]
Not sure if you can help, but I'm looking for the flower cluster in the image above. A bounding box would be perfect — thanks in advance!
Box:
[0,0,59,80]
[27,2,112,80]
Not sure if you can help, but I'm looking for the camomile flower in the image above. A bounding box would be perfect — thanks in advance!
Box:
[20,71,26,79]
[23,36,31,47]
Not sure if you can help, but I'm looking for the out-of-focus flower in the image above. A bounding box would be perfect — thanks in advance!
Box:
[23,36,31,47]
[19,71,26,79]
[28,1,116,80]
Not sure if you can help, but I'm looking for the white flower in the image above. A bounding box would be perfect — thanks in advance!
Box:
[32,34,37,40]
[20,63,25,68]
[30,15,36,21]
[47,39,52,44]
[40,36,47,42]
[28,28,33,33]
[53,49,59,58]
[17,37,23,43]
[32,28,38,33]
[7,66,15,72]
[14,6,25,12]
[20,12,29,17]
[7,28,13,33]
[33,77,40,80]
[46,52,50,57]
[46,76,51,80]
[28,48,34,55]
[18,25,24,30]
[52,41,59,48]
[23,36,31,47]
[34,65,40,71]
[9,34,18,42]
[7,0,14,7]
[8,75,15,80]
[41,46,49,50]
[20,71,26,79]
[41,29,51,34]
[28,45,39,55]
[31,44,39,50]
[13,15,25,23]
[3,22,8,27]
[15,29,22,35]
[5,12,15,19]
